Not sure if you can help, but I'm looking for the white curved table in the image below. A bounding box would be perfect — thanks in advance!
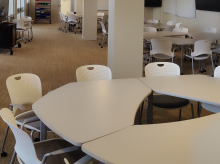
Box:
[82,112,220,164]
[144,23,167,30]
[33,79,152,146]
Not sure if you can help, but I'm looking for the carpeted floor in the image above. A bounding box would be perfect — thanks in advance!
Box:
[0,23,215,164]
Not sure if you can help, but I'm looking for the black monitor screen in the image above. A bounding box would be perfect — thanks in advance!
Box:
[196,0,220,12]
[145,0,162,7]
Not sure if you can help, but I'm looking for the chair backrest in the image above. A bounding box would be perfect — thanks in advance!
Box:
[201,27,217,33]
[175,23,182,28]
[99,21,107,33]
[192,40,212,57]
[150,39,173,56]
[164,26,174,31]
[173,27,188,33]
[147,19,159,24]
[97,12,104,17]
[0,108,40,164]
[145,62,180,77]
[214,66,220,77]
[166,21,174,26]
[102,15,108,22]
[61,13,66,21]
[68,14,77,23]
[144,27,157,32]
[6,73,42,115]
[21,16,32,26]
[76,65,112,82]
[14,19,26,29]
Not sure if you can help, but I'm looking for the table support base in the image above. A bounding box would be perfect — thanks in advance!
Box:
[146,92,153,124]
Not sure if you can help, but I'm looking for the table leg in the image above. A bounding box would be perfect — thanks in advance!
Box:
[146,92,153,124]
[181,45,184,75]
[40,121,47,141]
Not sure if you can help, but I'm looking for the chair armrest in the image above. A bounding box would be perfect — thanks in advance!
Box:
[10,103,26,111]
[74,155,93,164]
[172,47,178,53]
[41,146,80,164]
[21,116,40,130]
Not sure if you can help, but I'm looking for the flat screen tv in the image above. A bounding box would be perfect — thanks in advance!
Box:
[145,0,162,7]
[196,0,220,12]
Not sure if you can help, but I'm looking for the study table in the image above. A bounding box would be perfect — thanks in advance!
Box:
[32,79,152,146]
[82,112,220,164]
[144,23,167,30]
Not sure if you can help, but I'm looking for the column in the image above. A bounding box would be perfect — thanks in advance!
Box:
[82,0,97,40]
[108,0,144,79]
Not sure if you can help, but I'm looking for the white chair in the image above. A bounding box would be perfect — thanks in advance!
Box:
[67,14,78,33]
[173,27,188,33]
[165,26,174,31]
[21,16,33,40]
[147,19,159,24]
[0,108,87,164]
[185,40,214,74]
[13,19,31,44]
[145,62,194,121]
[166,21,174,26]
[150,39,176,62]
[199,66,220,116]
[144,27,157,32]
[58,12,63,30]
[61,13,68,32]
[99,21,108,48]
[76,65,112,82]
[201,27,217,33]
[175,23,182,28]
[1,74,52,158]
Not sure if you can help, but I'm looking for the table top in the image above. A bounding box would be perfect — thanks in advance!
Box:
[139,75,220,106]
[82,112,220,164]
[143,32,197,45]
[144,23,167,29]
[188,32,220,41]
[33,79,152,146]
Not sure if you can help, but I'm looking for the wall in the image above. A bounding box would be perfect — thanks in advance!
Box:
[152,5,220,33]
[144,7,153,21]
[61,0,71,15]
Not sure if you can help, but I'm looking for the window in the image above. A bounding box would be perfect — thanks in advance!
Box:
[8,0,14,17]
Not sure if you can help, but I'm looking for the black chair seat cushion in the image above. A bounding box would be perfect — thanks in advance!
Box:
[153,95,190,109]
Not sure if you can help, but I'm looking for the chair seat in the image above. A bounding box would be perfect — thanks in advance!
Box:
[18,139,86,164]
[15,110,52,132]
[185,54,210,60]
[153,53,173,59]
[201,103,220,113]
[153,95,190,109]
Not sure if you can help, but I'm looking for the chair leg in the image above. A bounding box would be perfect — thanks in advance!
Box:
[10,150,16,164]
[99,34,103,45]
[191,103,194,119]
[0,125,9,157]
[31,27,33,40]
[198,104,202,118]
[179,109,182,121]
[192,58,194,74]
[101,34,105,48]
[210,54,215,76]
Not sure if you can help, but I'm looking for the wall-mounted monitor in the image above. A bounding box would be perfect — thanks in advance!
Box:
[196,0,220,12]
[145,0,162,7]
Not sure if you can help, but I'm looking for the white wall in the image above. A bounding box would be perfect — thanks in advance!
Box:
[152,5,220,33]
[144,7,153,21]
[74,0,83,14]
[61,0,71,15]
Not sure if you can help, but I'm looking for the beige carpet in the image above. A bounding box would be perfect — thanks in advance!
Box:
[0,23,214,164]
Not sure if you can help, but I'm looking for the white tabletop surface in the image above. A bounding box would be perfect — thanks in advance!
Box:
[144,23,167,29]
[139,75,220,106]
[33,79,152,146]
[188,32,220,41]
[82,112,220,164]
[143,32,197,45]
